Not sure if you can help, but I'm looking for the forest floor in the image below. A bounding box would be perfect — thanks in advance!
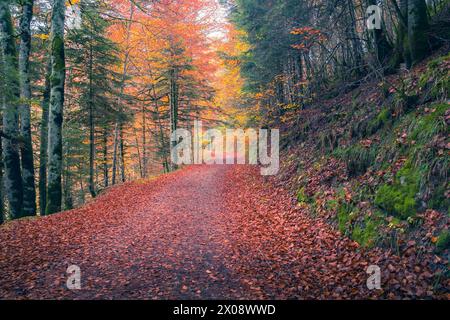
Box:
[0,165,445,299]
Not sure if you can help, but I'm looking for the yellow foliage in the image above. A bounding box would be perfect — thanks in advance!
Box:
[66,0,80,6]
[34,34,49,41]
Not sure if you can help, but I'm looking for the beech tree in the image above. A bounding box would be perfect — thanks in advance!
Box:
[18,0,36,216]
[46,0,66,215]
[0,0,24,219]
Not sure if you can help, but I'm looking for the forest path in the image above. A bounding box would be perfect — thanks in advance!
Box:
[0,165,424,299]
[0,165,246,299]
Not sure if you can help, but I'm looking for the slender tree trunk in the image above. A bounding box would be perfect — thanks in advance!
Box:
[151,83,169,173]
[102,127,108,188]
[391,0,410,68]
[18,0,36,216]
[112,122,119,185]
[347,0,364,75]
[88,44,96,198]
[39,61,51,215]
[142,103,147,178]
[119,126,126,182]
[46,0,66,215]
[169,68,179,170]
[407,0,429,65]
[63,163,73,211]
[0,2,24,219]
[133,128,143,178]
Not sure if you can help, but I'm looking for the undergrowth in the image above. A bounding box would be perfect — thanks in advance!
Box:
[292,52,450,250]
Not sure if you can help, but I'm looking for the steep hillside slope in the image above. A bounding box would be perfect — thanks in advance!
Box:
[277,48,449,294]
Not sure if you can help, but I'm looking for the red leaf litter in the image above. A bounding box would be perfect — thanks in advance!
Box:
[0,165,447,299]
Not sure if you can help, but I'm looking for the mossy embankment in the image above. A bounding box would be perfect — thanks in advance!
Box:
[278,49,449,260]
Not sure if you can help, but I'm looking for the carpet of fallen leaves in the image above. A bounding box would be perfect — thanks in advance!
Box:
[0,165,447,299]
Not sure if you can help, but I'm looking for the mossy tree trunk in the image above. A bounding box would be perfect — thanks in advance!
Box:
[18,0,36,216]
[46,0,66,215]
[39,61,51,215]
[0,1,24,219]
[407,0,429,65]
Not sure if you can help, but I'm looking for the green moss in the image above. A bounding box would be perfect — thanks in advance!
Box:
[436,229,450,252]
[352,213,383,248]
[337,202,358,234]
[326,199,339,211]
[410,103,448,143]
[419,54,450,99]
[367,107,391,135]
[297,187,312,204]
[374,165,420,218]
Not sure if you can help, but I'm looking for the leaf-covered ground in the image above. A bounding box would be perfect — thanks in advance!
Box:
[0,165,446,299]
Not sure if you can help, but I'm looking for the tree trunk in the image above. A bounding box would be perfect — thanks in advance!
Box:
[119,126,126,182]
[347,0,364,75]
[0,2,24,219]
[18,0,36,216]
[46,0,66,215]
[88,44,96,198]
[391,0,410,68]
[39,61,51,215]
[102,127,108,188]
[407,0,429,65]
[112,122,119,185]
[169,68,179,170]
[142,103,147,178]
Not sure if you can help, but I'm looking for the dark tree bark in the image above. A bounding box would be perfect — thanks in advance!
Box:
[88,44,96,198]
[169,68,179,170]
[407,0,429,65]
[39,61,51,215]
[102,127,108,188]
[18,0,36,216]
[46,0,66,215]
[0,1,24,219]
